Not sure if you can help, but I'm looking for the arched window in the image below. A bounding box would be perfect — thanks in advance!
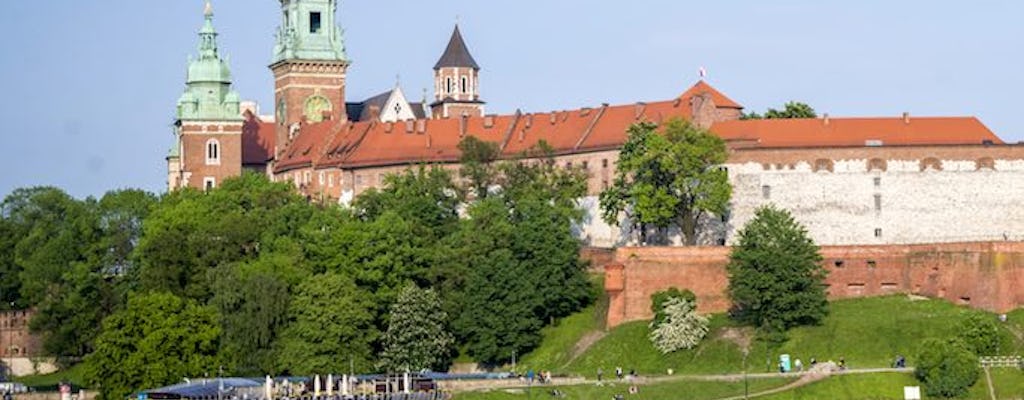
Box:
[206,139,221,165]
[461,76,469,94]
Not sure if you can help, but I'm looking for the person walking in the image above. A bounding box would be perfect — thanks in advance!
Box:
[596,368,603,382]
[615,366,623,380]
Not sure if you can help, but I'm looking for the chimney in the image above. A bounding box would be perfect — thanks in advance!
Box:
[550,112,557,125]
[580,107,592,117]
[384,122,394,133]
[902,112,911,124]
[484,115,495,128]
[823,113,830,126]
[416,120,426,134]
[405,120,414,134]
[525,114,533,129]
[459,113,469,137]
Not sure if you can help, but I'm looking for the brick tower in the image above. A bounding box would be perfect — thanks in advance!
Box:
[430,25,485,119]
[169,1,243,191]
[270,0,350,156]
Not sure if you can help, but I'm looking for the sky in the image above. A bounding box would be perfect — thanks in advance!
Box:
[0,1,1021,198]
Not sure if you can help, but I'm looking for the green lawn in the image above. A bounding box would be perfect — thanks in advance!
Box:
[986,368,1024,400]
[515,305,601,372]
[560,296,1024,378]
[17,363,88,391]
[453,376,795,400]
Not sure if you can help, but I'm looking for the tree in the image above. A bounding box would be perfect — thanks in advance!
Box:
[209,261,293,375]
[458,136,501,200]
[650,288,697,328]
[956,313,1000,356]
[84,293,222,400]
[378,284,455,373]
[600,119,731,245]
[277,273,377,375]
[648,297,709,354]
[727,205,828,333]
[741,102,817,120]
[914,339,980,398]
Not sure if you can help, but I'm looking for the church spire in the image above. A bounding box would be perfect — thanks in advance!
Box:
[198,0,219,59]
[177,0,241,121]
[430,24,484,119]
[434,24,480,71]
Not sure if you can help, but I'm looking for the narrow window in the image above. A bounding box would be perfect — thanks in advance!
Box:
[565,161,573,168]
[867,260,877,268]
[319,172,325,185]
[602,179,609,190]
[874,194,882,211]
[873,177,881,186]
[874,228,883,238]
[582,161,589,170]
[304,171,311,184]
[309,12,322,33]
[602,159,609,168]
[328,174,335,188]
[446,77,454,94]
[206,139,220,165]
[762,185,771,199]
[204,177,216,191]
[461,76,468,94]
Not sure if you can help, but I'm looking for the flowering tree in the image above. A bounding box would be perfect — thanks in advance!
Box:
[648,297,709,354]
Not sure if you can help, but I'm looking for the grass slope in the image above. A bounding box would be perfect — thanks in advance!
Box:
[563,296,1024,377]
[454,377,795,400]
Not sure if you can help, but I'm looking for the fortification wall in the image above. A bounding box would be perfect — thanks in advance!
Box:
[604,242,1024,328]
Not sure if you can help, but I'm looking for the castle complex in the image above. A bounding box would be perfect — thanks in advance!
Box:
[167,0,1024,250]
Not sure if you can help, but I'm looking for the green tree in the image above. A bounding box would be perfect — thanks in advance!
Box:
[209,261,293,375]
[727,205,828,333]
[378,284,455,373]
[458,136,501,200]
[600,119,731,245]
[84,292,222,400]
[956,313,1000,356]
[914,339,980,398]
[0,217,22,310]
[648,297,709,354]
[277,273,377,375]
[741,102,817,120]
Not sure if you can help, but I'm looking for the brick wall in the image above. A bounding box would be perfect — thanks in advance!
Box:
[1,310,40,358]
[604,242,1024,328]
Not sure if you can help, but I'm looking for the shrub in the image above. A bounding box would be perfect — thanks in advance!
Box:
[956,313,999,356]
[914,338,980,398]
[651,288,697,328]
[648,297,709,354]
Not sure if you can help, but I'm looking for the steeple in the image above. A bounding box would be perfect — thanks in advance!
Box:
[176,0,241,121]
[272,0,348,63]
[434,25,480,70]
[431,24,484,119]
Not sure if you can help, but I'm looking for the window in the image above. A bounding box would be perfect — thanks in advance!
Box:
[319,172,325,185]
[762,185,771,199]
[582,161,589,170]
[328,174,335,188]
[309,12,322,33]
[874,228,883,238]
[602,159,609,168]
[446,77,454,94]
[873,177,881,186]
[461,76,468,94]
[355,174,364,186]
[304,171,311,184]
[205,139,220,165]
[867,260,877,268]
[834,260,845,268]
[203,177,216,191]
[565,161,573,168]
[874,194,882,211]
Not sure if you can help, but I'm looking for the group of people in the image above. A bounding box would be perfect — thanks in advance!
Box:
[524,369,553,384]
[595,367,637,382]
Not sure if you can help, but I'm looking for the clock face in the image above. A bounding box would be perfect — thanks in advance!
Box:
[304,95,332,123]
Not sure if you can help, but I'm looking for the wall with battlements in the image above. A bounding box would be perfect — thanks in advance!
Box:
[604,242,1024,328]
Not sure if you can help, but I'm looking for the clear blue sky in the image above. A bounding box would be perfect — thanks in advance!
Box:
[0,1,1021,198]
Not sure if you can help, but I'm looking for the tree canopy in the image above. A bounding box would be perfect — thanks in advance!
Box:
[742,102,817,120]
[600,119,731,245]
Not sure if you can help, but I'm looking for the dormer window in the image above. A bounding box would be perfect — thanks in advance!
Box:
[309,12,322,33]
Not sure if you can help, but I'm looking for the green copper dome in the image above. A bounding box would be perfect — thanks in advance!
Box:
[177,1,242,121]
[272,0,348,64]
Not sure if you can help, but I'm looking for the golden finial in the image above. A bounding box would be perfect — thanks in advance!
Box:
[204,0,214,18]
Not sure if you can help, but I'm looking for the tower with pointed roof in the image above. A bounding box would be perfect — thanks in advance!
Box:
[270,0,350,157]
[169,1,244,191]
[431,25,485,119]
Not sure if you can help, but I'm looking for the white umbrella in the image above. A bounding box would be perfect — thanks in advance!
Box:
[313,374,321,398]
[340,374,348,396]
[326,374,333,397]
[403,372,411,394]
[264,376,273,400]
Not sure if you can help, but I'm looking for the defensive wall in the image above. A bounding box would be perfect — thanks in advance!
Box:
[603,241,1024,328]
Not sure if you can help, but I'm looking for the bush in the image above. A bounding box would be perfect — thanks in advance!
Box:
[956,313,999,356]
[651,288,696,327]
[648,297,709,354]
[914,338,980,398]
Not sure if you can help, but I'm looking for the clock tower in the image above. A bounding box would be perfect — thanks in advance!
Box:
[270,0,350,155]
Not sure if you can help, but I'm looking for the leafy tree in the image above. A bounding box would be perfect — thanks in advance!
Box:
[727,205,828,333]
[277,273,377,375]
[914,339,980,398]
[0,218,21,310]
[378,284,455,373]
[600,119,731,245]
[651,288,697,328]
[742,102,817,120]
[458,136,501,199]
[84,292,222,400]
[648,297,709,354]
[956,313,1000,356]
[209,261,293,376]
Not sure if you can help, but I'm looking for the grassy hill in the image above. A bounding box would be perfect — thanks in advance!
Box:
[454,376,795,400]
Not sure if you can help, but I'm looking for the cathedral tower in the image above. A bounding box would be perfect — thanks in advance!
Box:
[170,1,243,191]
[431,25,485,119]
[270,0,349,155]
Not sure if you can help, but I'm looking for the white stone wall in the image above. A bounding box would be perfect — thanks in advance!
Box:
[575,157,1024,247]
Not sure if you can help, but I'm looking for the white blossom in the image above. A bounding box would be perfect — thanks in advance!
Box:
[648,297,709,354]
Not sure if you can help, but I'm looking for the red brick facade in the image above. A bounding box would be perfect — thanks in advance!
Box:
[271,60,349,157]
[179,121,243,190]
[1,309,40,358]
[604,242,1024,328]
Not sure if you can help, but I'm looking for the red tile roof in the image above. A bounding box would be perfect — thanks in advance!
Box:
[710,117,1001,148]
[681,80,743,109]
[275,121,338,172]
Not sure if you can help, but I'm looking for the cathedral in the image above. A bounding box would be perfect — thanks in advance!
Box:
[167,0,1024,248]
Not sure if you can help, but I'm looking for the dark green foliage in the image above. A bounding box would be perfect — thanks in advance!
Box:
[209,262,292,375]
[277,273,377,375]
[458,136,500,200]
[914,339,980,398]
[379,284,455,372]
[600,119,731,245]
[956,313,1000,356]
[84,292,222,400]
[741,102,817,120]
[727,205,828,333]
[650,288,696,327]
